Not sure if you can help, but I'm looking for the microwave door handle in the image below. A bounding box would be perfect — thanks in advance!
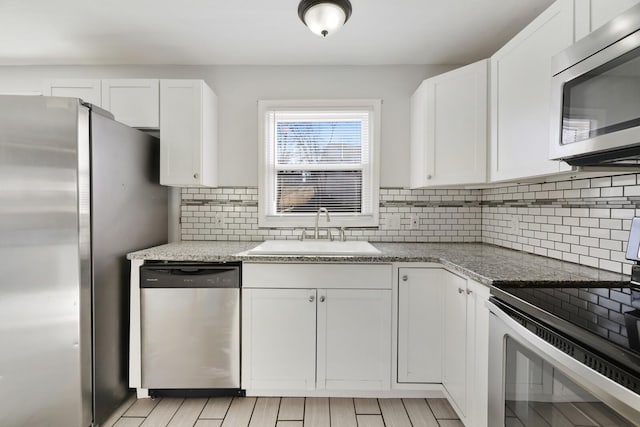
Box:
[487,301,640,423]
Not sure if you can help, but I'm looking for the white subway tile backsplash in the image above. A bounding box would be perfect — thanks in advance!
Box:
[572,179,590,189]
[180,173,640,274]
[613,175,637,186]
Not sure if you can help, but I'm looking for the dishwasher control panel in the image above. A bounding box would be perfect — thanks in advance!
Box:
[140,263,240,288]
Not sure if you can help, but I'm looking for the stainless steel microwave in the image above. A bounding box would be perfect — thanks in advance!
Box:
[550,4,640,166]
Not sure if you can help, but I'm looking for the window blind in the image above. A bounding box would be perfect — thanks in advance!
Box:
[265,110,372,216]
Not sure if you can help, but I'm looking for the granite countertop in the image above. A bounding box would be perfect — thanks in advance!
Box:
[127,241,629,287]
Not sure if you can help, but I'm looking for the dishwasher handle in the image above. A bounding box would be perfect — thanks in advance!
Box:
[140,264,240,289]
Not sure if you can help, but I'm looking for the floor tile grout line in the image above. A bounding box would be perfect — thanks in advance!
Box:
[244,396,259,427]
[399,398,414,427]
[112,397,461,427]
[116,395,158,424]
[221,396,234,426]
[163,397,186,427]
[421,398,438,421]
[274,397,283,424]
[376,399,387,427]
[194,396,208,423]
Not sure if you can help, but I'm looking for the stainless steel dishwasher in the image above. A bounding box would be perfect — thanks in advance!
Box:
[140,263,241,394]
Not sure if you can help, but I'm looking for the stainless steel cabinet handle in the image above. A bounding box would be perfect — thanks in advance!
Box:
[402,275,408,282]
[309,295,315,303]
[458,288,464,294]
[320,296,326,303]
[466,289,472,295]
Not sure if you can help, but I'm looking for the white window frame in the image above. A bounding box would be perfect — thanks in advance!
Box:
[258,99,381,228]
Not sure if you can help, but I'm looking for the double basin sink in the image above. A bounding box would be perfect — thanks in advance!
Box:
[246,239,381,256]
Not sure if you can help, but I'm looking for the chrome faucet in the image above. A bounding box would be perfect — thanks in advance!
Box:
[314,207,330,239]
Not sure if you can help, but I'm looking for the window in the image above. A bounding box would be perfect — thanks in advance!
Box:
[258,99,381,228]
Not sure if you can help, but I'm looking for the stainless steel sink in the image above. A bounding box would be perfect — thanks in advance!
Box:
[246,240,381,256]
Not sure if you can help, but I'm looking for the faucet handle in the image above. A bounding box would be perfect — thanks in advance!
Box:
[297,229,308,241]
[329,227,346,241]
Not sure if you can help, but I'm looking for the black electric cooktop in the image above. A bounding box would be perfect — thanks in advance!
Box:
[491,283,640,380]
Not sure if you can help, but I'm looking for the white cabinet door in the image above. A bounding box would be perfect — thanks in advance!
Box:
[489,0,574,182]
[442,271,469,417]
[410,81,429,188]
[43,79,101,106]
[442,275,490,427]
[102,79,159,128]
[242,288,317,391]
[410,60,487,188]
[318,288,391,391]
[160,79,218,187]
[466,279,490,427]
[575,0,640,40]
[397,268,443,383]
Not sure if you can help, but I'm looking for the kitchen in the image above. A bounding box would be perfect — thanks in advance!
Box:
[2,0,640,426]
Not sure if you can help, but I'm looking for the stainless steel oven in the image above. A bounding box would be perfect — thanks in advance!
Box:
[488,288,640,426]
[549,3,640,166]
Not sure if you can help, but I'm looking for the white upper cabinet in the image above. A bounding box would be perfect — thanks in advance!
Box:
[489,0,640,183]
[43,79,102,106]
[575,0,640,40]
[101,79,159,128]
[160,79,218,187]
[43,78,160,128]
[489,0,575,182]
[410,60,488,188]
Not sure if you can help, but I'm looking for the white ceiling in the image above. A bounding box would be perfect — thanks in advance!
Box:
[0,0,555,66]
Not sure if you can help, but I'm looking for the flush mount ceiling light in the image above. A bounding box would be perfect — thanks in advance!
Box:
[298,0,353,37]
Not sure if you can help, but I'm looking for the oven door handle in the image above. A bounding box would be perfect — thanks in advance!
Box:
[487,300,640,423]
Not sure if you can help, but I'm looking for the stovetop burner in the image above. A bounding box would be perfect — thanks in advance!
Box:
[490,283,640,380]
[500,285,639,351]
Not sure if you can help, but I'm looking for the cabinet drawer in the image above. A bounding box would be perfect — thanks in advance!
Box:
[243,263,392,289]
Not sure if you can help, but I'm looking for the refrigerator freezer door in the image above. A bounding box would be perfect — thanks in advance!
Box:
[0,96,92,427]
[91,108,168,424]
[90,111,167,424]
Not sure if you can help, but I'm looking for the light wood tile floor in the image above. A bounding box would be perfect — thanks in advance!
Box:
[104,397,463,427]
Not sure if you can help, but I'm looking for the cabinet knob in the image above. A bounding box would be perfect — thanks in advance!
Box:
[193,173,199,179]
[309,295,315,303]
[458,288,464,294]
[401,275,408,282]
[320,295,326,303]
[466,289,472,295]
[427,174,432,180]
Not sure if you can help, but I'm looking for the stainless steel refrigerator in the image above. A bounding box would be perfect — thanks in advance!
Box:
[0,95,168,427]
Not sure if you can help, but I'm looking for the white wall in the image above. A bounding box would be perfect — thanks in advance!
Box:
[0,64,455,187]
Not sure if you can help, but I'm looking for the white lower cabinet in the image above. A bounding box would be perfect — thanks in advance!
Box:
[442,274,490,427]
[242,263,392,394]
[318,289,391,390]
[397,267,444,383]
[242,288,317,390]
[443,271,469,414]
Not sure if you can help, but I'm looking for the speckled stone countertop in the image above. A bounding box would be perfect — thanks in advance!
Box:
[127,241,629,287]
